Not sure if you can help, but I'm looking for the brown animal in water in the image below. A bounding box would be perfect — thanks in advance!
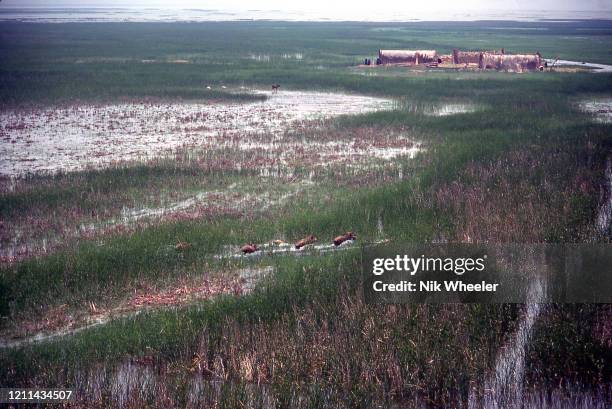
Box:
[272,84,280,93]
[333,232,356,246]
[295,234,318,249]
[241,243,259,254]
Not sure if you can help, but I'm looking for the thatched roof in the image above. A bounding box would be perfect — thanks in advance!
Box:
[379,50,437,58]
[481,53,542,71]
[378,50,437,64]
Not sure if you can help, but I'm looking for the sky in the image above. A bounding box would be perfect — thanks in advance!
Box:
[3,0,611,12]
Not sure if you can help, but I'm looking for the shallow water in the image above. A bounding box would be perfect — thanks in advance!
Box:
[469,247,549,409]
[0,90,392,176]
[475,277,546,408]
[215,237,361,261]
[402,103,480,117]
[549,59,612,73]
[425,103,479,117]
[238,266,274,293]
[0,311,125,349]
[579,99,612,123]
[596,156,612,236]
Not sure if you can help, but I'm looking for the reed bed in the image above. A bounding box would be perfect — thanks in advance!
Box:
[0,20,611,408]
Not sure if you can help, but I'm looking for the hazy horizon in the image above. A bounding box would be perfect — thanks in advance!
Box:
[3,0,612,11]
[2,0,612,22]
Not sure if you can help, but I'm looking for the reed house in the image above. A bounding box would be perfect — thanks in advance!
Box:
[378,49,438,65]
[452,49,484,65]
[480,52,543,72]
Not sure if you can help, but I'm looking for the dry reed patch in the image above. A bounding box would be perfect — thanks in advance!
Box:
[1,274,244,347]
[0,193,248,265]
[191,290,492,405]
[127,277,243,309]
[434,148,600,243]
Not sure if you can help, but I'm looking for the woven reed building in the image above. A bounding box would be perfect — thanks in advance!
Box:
[378,50,438,65]
[480,52,543,72]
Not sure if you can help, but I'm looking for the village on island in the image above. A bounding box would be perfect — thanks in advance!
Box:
[362,48,548,72]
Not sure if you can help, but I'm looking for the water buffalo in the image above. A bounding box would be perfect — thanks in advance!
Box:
[295,234,318,249]
[241,243,259,254]
[333,232,357,246]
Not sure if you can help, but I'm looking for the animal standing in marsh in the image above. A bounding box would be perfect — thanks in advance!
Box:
[333,232,357,246]
[241,243,259,254]
[295,234,318,249]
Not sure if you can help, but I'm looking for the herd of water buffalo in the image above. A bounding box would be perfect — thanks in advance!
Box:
[240,231,357,254]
